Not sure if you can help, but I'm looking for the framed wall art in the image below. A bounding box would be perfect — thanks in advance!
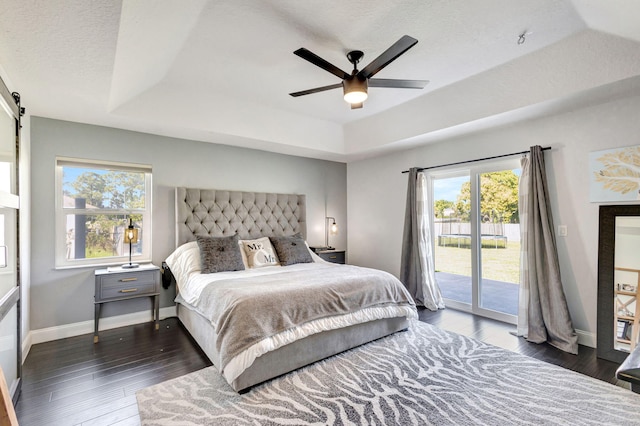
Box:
[589,144,640,203]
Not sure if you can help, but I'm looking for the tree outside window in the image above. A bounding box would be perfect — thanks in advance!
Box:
[56,158,152,268]
[437,170,519,224]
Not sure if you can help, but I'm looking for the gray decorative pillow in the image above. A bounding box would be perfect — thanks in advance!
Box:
[196,234,245,273]
[269,234,313,266]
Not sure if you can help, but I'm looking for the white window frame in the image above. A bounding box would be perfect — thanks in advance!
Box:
[429,158,520,325]
[55,157,152,269]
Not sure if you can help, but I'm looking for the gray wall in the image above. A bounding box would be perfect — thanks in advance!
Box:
[347,92,640,343]
[30,117,347,330]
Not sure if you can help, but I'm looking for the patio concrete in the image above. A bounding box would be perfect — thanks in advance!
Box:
[436,271,518,316]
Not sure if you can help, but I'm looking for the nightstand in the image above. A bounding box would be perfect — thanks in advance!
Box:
[311,248,346,264]
[94,264,161,343]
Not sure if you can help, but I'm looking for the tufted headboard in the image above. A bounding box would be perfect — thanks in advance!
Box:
[175,187,306,246]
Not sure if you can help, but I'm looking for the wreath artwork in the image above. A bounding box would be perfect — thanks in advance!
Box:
[590,145,640,202]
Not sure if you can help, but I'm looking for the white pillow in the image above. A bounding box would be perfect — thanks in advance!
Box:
[165,241,200,289]
[237,239,249,269]
[306,241,329,263]
[239,237,280,268]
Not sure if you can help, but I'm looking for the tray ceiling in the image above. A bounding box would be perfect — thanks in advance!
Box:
[1,0,639,161]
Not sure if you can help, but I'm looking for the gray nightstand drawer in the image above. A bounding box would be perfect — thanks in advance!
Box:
[94,265,161,343]
[318,250,345,264]
[99,281,157,301]
[97,270,158,301]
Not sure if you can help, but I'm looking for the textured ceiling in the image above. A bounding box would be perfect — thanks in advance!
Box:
[0,0,639,161]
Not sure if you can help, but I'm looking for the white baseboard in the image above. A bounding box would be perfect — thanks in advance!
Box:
[19,309,597,364]
[23,306,177,360]
[21,332,32,363]
[575,328,596,348]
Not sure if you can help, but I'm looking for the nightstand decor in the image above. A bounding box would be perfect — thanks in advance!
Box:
[325,216,338,250]
[123,217,139,269]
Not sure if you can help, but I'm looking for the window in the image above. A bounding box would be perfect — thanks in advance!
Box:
[55,157,152,268]
[431,158,520,324]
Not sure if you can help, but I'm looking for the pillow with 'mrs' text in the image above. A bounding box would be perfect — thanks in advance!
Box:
[240,237,280,268]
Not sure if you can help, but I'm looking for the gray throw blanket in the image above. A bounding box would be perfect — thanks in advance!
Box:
[188,263,416,372]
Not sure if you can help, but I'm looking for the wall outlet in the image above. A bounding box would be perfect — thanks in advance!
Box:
[558,225,568,237]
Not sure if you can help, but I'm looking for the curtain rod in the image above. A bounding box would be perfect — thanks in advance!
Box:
[401,146,551,174]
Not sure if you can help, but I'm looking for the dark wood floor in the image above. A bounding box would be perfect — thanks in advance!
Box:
[16,318,211,426]
[16,309,625,425]
[417,308,625,386]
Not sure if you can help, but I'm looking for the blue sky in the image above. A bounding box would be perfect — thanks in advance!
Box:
[434,176,468,202]
[62,167,105,194]
[433,168,520,202]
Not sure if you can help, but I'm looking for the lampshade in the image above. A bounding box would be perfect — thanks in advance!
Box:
[343,78,368,104]
[330,221,338,235]
[124,227,138,244]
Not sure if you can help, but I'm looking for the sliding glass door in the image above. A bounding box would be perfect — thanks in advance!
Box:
[433,172,472,306]
[0,78,21,402]
[432,159,520,324]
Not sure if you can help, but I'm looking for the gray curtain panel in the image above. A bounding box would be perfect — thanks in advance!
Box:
[522,146,578,354]
[401,168,424,304]
[517,155,531,336]
[400,168,445,310]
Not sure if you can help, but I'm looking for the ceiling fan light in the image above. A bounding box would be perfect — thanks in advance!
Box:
[343,78,368,104]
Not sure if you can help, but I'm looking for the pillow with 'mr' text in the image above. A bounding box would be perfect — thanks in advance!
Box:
[240,237,280,268]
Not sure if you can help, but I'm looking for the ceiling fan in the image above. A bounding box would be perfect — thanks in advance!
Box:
[289,35,428,109]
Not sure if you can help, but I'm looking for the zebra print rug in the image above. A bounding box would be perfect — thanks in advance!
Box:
[137,321,640,425]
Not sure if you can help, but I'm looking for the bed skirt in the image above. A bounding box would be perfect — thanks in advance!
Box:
[176,303,410,392]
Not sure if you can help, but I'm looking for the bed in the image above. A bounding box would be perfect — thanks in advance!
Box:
[167,187,418,392]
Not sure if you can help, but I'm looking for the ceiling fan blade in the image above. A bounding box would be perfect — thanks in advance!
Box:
[294,48,350,80]
[358,35,418,79]
[368,78,429,89]
[289,83,343,97]
[350,102,363,109]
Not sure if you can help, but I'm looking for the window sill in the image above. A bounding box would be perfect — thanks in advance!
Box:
[54,259,152,271]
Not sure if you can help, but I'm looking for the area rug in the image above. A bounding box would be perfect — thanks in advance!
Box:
[137,321,640,425]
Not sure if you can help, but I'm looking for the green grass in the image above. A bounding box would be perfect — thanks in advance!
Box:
[86,247,115,258]
[435,241,521,284]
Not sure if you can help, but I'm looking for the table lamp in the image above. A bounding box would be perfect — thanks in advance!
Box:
[123,217,139,269]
